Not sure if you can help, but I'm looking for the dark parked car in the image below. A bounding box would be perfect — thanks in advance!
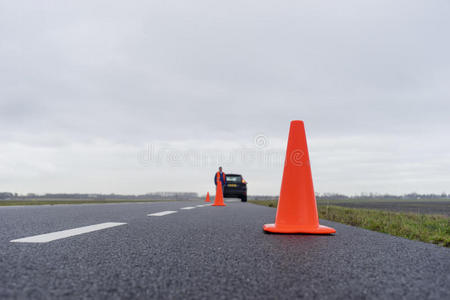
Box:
[223,174,247,202]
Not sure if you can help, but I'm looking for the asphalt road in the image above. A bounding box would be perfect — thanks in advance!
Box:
[0,200,449,299]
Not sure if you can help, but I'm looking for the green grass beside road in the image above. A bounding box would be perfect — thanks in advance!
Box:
[0,199,164,206]
[250,200,450,247]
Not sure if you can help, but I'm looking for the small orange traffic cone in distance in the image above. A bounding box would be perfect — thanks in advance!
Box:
[212,181,226,206]
[205,192,211,202]
[263,120,335,234]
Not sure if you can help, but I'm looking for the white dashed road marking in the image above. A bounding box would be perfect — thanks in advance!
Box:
[180,206,196,210]
[10,222,127,243]
[148,210,178,216]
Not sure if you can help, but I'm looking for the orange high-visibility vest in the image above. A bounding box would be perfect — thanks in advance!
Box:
[215,172,226,185]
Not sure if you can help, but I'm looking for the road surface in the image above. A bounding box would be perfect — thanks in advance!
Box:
[0,200,449,299]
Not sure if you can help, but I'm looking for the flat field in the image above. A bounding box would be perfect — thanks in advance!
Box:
[318,200,450,217]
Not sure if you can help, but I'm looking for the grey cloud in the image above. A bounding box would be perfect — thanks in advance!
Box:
[1,0,449,194]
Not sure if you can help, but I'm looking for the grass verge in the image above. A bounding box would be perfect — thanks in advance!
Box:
[249,200,450,247]
[0,199,166,206]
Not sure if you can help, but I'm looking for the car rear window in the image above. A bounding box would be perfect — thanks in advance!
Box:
[226,176,242,182]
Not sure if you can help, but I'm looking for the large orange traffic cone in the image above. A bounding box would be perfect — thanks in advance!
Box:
[263,120,335,234]
[205,192,211,202]
[212,181,226,206]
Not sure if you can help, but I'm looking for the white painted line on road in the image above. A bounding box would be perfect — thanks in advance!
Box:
[226,199,240,203]
[10,222,127,243]
[148,210,177,216]
[180,206,196,210]
[196,204,206,207]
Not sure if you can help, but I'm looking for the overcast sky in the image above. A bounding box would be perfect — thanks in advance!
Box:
[1,1,449,195]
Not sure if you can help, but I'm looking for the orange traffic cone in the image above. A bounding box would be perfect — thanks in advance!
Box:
[263,120,335,234]
[205,192,211,202]
[212,181,226,206]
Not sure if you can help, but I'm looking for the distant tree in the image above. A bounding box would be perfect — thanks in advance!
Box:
[0,192,14,199]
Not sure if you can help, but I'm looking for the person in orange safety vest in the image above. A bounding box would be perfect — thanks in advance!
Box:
[214,166,226,189]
